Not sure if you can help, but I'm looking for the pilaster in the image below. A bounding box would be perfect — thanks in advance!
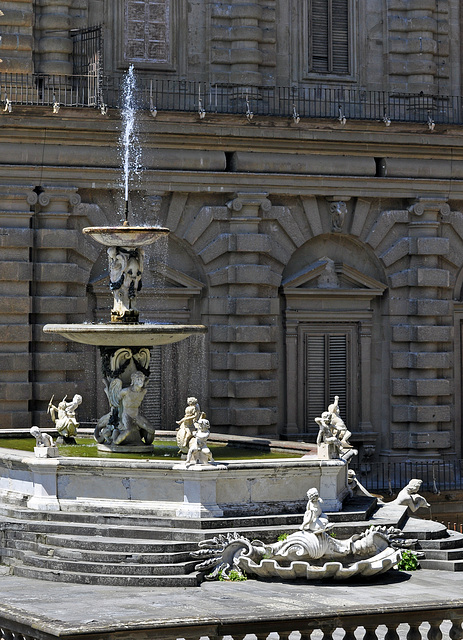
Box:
[0,187,35,429]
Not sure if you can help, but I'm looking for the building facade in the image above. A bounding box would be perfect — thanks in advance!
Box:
[1,0,463,462]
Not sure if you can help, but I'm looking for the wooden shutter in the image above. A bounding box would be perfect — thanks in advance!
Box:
[308,0,349,75]
[305,331,349,432]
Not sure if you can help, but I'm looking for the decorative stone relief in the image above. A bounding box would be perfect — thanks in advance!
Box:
[329,201,347,232]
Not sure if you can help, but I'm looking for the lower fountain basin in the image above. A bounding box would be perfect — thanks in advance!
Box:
[0,433,349,518]
[43,323,207,346]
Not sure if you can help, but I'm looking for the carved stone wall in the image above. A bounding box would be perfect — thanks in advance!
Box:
[387,0,450,95]
[0,0,34,74]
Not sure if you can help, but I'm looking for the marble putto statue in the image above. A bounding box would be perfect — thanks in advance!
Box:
[315,395,354,460]
[47,394,82,444]
[108,245,144,323]
[176,398,215,467]
[193,486,409,581]
[30,426,59,458]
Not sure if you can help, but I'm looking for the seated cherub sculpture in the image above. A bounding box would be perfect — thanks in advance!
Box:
[30,426,54,448]
[185,413,214,467]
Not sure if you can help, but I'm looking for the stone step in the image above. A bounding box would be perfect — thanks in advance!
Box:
[4,538,194,563]
[419,558,463,572]
[421,547,463,561]
[401,516,449,540]
[4,530,198,553]
[416,530,463,550]
[1,516,304,544]
[0,497,375,529]
[11,563,200,587]
[15,551,198,576]
[0,504,306,529]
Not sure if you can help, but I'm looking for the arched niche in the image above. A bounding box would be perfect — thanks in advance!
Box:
[281,234,387,456]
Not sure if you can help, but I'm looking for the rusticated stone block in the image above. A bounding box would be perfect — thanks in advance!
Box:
[413,237,449,256]
[0,353,31,371]
[209,265,280,286]
[0,262,32,281]
[34,263,87,283]
[392,351,451,369]
[366,210,409,249]
[210,325,274,343]
[1,296,31,314]
[210,379,276,398]
[208,297,279,316]
[392,325,452,342]
[392,431,451,449]
[390,268,450,288]
[414,379,451,396]
[392,404,450,423]
[233,407,275,426]
[409,299,450,316]
[0,412,31,430]
[231,152,375,177]
[0,324,31,342]
[211,352,277,371]
[199,235,229,264]
[416,268,450,287]
[34,352,85,370]
[33,382,79,402]
[34,297,87,315]
[0,381,30,401]
[380,237,410,267]
[233,380,277,398]
[36,229,79,250]
[0,229,33,247]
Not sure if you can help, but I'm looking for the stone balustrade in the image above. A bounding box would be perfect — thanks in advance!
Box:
[0,608,462,639]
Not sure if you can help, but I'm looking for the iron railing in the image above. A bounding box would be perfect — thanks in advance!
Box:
[1,73,463,124]
[350,459,463,494]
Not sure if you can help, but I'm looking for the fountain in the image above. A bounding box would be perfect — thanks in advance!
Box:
[43,65,207,453]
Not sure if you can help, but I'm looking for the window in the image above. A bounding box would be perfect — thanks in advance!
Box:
[124,0,170,64]
[308,0,349,75]
[303,326,353,434]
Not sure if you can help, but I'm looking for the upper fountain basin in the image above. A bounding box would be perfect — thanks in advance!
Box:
[82,226,169,247]
[43,323,207,347]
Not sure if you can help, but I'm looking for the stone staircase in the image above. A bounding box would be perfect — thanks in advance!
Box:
[1,498,462,585]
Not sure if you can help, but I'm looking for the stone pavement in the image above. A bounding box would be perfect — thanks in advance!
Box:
[0,569,462,639]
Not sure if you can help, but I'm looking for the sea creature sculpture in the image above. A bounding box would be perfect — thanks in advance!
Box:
[193,487,410,581]
[47,394,82,444]
[95,371,155,446]
[391,479,431,512]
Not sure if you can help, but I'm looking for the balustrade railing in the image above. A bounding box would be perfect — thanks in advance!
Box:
[1,608,462,640]
[1,73,463,125]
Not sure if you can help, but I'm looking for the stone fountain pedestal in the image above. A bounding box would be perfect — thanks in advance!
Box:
[43,225,207,454]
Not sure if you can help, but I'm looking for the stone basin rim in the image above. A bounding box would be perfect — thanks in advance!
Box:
[82,225,170,247]
[43,323,208,346]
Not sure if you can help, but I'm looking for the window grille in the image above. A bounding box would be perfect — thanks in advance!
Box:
[125,0,170,64]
